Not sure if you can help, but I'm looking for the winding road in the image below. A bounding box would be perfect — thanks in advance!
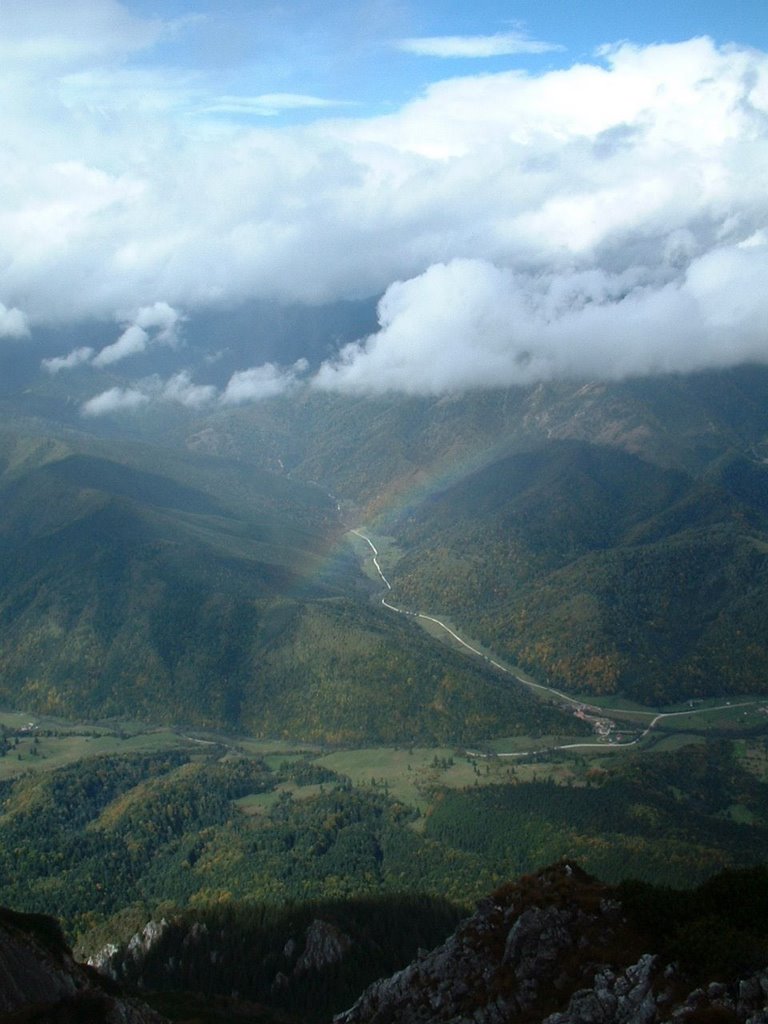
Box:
[350,528,766,756]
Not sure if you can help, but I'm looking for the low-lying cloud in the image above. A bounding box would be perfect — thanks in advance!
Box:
[0,303,30,339]
[42,346,95,374]
[79,361,306,417]
[81,385,150,417]
[5,8,768,400]
[45,303,182,374]
[314,244,768,393]
[221,360,308,405]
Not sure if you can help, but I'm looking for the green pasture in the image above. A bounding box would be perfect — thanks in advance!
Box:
[0,709,327,781]
[235,782,327,817]
[317,746,469,810]
[483,732,595,754]
[0,725,199,781]
[585,694,768,723]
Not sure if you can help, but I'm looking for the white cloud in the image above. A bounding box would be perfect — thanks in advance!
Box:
[80,368,215,415]
[221,360,308,405]
[315,245,768,393]
[42,346,94,373]
[397,32,563,59]
[79,360,306,416]
[0,0,164,66]
[0,303,29,338]
[45,302,183,373]
[92,325,149,367]
[90,303,182,367]
[81,385,149,417]
[133,301,182,344]
[161,370,217,408]
[3,24,768,390]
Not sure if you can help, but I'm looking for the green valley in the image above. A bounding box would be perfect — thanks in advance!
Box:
[2,365,768,983]
[0,428,570,744]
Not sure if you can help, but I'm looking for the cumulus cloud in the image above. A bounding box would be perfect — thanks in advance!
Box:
[80,371,212,416]
[79,361,303,416]
[3,17,768,391]
[315,244,768,393]
[133,301,182,342]
[92,324,149,367]
[0,303,30,339]
[47,303,183,371]
[161,370,217,408]
[221,360,308,405]
[81,385,149,417]
[397,32,563,58]
[42,346,94,373]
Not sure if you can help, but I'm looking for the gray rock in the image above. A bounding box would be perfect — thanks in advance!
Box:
[295,918,353,973]
[333,863,768,1024]
[0,907,166,1023]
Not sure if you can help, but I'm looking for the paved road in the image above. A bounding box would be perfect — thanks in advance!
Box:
[351,529,765,756]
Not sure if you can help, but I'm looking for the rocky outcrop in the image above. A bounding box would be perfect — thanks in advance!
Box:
[545,959,768,1024]
[0,906,166,1023]
[333,862,768,1024]
[94,913,354,991]
[294,919,353,974]
[89,919,170,983]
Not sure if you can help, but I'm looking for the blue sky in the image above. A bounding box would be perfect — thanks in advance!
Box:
[2,1,768,409]
[121,0,768,121]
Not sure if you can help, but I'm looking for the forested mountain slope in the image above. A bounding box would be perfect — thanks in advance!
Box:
[0,430,567,742]
[199,366,768,510]
[386,440,768,701]
[7,363,768,711]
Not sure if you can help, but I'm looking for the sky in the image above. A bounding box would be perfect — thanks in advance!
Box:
[3,0,768,412]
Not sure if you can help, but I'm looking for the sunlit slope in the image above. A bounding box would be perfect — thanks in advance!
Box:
[387,441,768,702]
[237,597,575,744]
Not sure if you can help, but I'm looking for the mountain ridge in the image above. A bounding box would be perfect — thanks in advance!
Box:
[335,861,768,1024]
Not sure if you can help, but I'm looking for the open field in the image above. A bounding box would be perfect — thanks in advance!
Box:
[0,710,320,782]
[235,782,328,816]
[0,717,197,782]
[317,746,471,811]
[587,694,768,721]
[315,745,584,810]
[481,733,596,754]
[1,696,766,820]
